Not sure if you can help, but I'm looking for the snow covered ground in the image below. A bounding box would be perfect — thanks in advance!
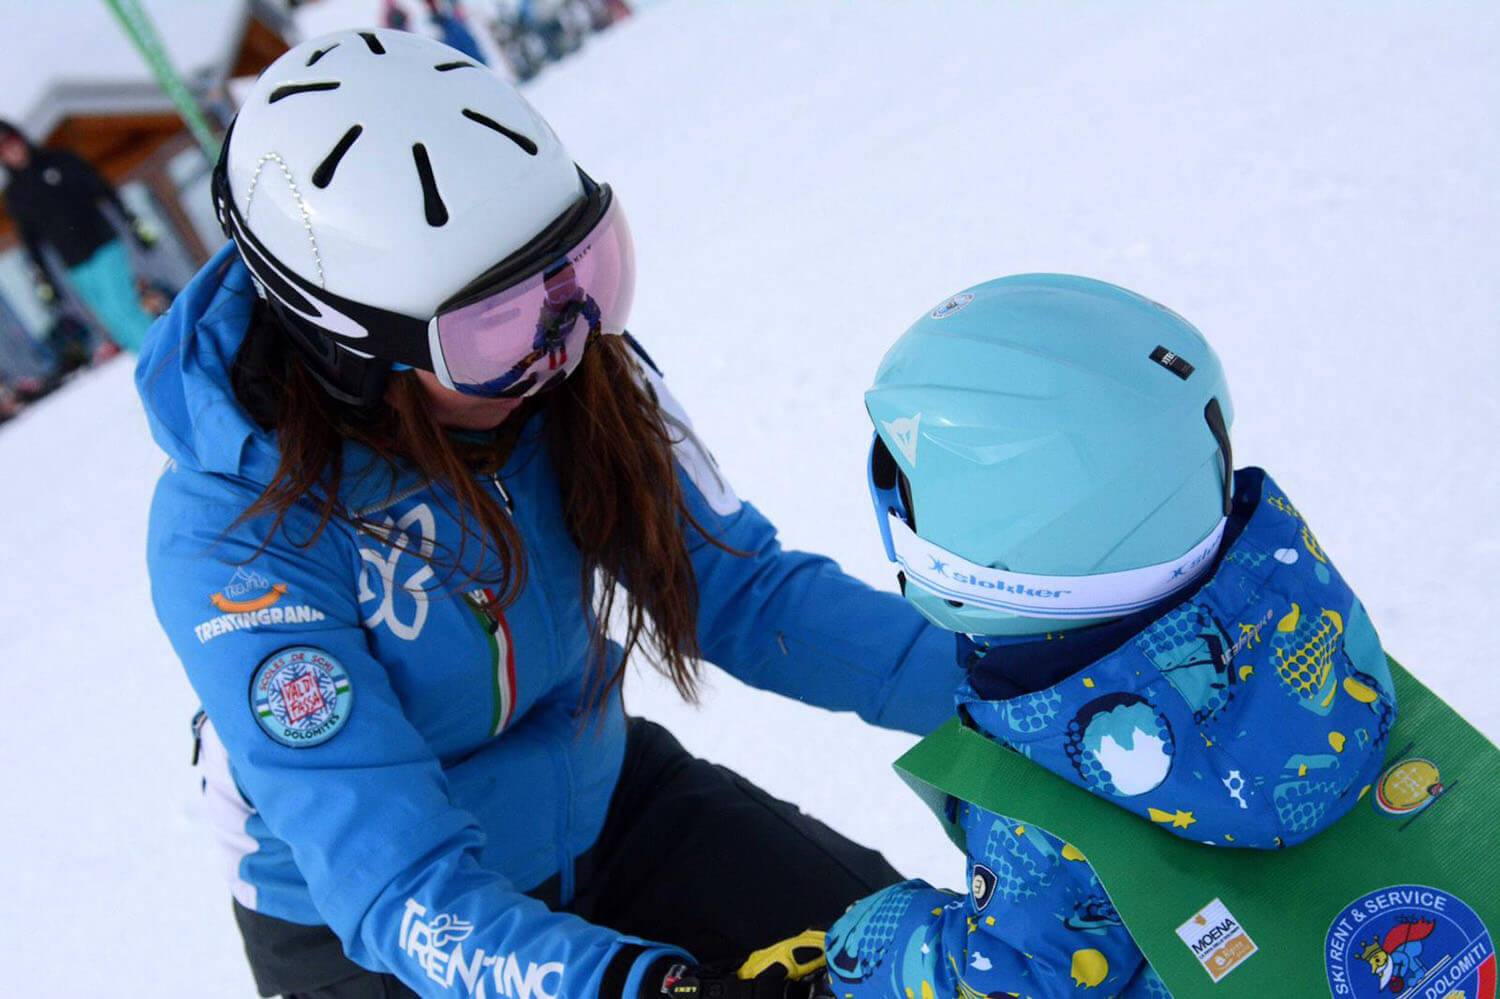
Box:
[2,2,1497,994]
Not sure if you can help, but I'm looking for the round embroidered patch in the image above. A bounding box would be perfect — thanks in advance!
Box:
[1373,756,1444,819]
[1325,885,1495,998]
[250,646,353,748]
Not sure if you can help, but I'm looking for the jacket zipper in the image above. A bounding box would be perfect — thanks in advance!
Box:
[490,469,576,899]
[190,708,208,765]
[544,730,577,904]
[490,471,514,512]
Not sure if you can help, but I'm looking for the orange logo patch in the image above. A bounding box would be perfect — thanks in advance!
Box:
[211,583,289,613]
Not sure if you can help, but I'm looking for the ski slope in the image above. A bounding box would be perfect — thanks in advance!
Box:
[2,3,1497,995]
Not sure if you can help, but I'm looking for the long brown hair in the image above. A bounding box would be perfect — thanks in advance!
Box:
[231,301,718,714]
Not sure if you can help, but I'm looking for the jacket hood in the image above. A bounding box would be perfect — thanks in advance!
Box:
[960,468,1397,849]
[135,245,412,513]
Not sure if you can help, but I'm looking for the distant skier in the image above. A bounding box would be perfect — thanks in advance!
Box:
[0,376,20,423]
[424,0,489,62]
[383,0,490,63]
[0,120,159,352]
[826,276,1399,998]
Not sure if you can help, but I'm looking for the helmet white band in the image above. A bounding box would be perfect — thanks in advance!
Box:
[887,514,1227,619]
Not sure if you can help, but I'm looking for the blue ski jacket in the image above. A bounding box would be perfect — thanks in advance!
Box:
[138,246,962,999]
[827,468,1397,999]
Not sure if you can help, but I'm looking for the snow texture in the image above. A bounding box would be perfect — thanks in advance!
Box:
[1,2,1496,994]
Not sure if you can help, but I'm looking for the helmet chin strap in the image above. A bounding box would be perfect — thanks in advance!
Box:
[887,513,1228,619]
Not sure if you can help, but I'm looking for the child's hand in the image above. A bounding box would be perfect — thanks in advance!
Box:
[824,881,966,999]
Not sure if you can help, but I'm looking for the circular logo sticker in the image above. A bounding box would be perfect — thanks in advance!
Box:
[930,292,974,320]
[1374,757,1445,818]
[1326,885,1494,998]
[250,646,353,748]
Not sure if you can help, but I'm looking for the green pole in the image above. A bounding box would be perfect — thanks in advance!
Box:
[101,0,222,160]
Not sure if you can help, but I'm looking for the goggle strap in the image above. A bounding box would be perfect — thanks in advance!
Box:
[887,514,1227,619]
[866,433,904,562]
[1205,397,1234,515]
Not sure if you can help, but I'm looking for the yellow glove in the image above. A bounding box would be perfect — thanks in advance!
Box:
[738,930,827,982]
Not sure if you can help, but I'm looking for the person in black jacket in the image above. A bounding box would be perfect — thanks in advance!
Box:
[0,119,159,352]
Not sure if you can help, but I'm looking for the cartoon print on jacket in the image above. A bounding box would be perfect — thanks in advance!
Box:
[828,469,1395,999]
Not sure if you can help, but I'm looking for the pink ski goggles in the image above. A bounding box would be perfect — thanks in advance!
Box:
[428,185,635,398]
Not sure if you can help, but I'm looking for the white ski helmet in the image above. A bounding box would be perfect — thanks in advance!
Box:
[213,29,616,404]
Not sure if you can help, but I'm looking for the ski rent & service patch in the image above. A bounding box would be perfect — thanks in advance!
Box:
[1326,885,1495,998]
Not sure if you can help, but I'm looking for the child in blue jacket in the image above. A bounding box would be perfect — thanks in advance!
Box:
[825,275,1397,998]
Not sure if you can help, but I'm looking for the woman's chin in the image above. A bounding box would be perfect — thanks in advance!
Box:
[443,396,524,429]
[408,369,525,429]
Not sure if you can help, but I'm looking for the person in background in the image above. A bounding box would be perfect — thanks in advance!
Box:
[384,0,490,63]
[0,119,160,352]
[136,276,176,319]
[0,376,19,422]
[0,292,61,409]
[424,0,490,62]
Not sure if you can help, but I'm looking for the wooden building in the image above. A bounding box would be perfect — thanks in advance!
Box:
[0,2,292,265]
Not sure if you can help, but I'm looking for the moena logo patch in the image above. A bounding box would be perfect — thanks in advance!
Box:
[1176,898,1258,983]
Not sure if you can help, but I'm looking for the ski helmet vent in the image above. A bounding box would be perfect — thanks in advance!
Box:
[268,81,340,104]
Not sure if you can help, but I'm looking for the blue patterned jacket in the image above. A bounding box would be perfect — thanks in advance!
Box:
[828,468,1396,998]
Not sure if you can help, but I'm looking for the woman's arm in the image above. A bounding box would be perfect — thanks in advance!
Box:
[148,466,684,999]
[627,340,963,736]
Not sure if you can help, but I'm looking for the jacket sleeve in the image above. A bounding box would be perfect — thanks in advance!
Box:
[629,342,963,736]
[825,800,1151,999]
[148,468,683,999]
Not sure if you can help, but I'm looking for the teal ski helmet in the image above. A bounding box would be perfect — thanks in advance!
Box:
[866,274,1234,636]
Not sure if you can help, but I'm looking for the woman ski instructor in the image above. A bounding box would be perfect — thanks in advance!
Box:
[138,29,959,999]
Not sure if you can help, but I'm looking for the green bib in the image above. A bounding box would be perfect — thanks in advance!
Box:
[897,658,1500,998]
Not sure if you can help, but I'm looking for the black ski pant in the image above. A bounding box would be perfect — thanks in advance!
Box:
[234,717,902,998]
